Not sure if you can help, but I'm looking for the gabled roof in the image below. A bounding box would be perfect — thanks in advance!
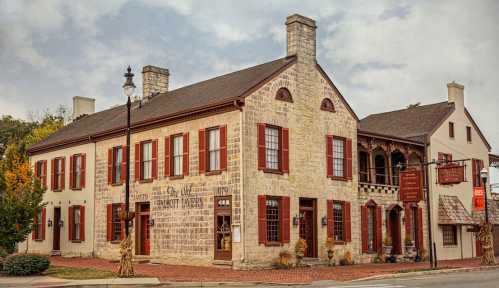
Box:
[29,56,296,153]
[359,102,455,144]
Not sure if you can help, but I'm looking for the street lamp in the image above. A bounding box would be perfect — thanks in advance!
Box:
[118,66,135,277]
[481,168,489,223]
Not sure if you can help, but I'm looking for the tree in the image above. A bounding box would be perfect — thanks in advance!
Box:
[0,116,36,156]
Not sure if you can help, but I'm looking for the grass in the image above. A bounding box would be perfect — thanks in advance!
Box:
[43,266,117,280]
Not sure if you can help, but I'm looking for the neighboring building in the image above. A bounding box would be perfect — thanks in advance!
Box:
[360,82,493,260]
[23,14,359,268]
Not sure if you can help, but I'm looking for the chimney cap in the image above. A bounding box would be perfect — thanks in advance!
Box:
[447,81,464,89]
[142,65,169,75]
[285,14,316,28]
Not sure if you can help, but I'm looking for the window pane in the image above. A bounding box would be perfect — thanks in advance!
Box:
[112,205,122,241]
[333,202,344,241]
[266,198,280,242]
[114,147,122,184]
[74,155,81,188]
[142,142,152,179]
[368,207,375,251]
[333,139,344,177]
[265,127,279,170]
[74,208,81,240]
[173,135,183,176]
[208,129,220,171]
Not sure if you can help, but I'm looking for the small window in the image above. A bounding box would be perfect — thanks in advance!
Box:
[111,204,122,241]
[333,202,344,241]
[449,122,454,138]
[73,206,81,241]
[54,158,63,190]
[141,142,152,180]
[367,206,376,252]
[207,128,220,171]
[35,161,43,178]
[172,135,183,176]
[265,126,280,170]
[466,126,472,142]
[321,98,335,112]
[72,154,82,189]
[442,225,457,246]
[266,197,281,242]
[34,210,43,240]
[275,87,293,102]
[332,138,345,178]
[112,147,122,184]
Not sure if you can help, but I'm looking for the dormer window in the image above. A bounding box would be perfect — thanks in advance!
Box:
[275,87,293,102]
[321,98,335,112]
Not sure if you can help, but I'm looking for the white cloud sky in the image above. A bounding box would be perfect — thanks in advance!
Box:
[0,0,497,157]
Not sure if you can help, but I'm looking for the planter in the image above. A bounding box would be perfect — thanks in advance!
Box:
[327,250,335,266]
[383,245,393,255]
[405,245,416,256]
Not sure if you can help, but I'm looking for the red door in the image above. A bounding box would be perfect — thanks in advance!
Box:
[141,214,150,255]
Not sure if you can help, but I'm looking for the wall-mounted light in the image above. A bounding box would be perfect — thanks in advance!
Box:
[58,220,64,227]
[321,216,328,227]
[47,219,53,227]
[293,215,299,226]
[148,219,155,226]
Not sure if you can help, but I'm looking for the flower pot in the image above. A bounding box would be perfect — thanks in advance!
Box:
[383,245,393,255]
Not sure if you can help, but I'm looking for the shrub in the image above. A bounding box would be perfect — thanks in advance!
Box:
[0,247,8,258]
[3,254,50,276]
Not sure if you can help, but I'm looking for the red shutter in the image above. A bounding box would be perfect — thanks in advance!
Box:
[282,128,289,173]
[405,204,412,240]
[42,160,47,189]
[361,205,368,253]
[480,160,484,187]
[34,162,39,181]
[51,159,55,191]
[345,138,352,180]
[80,206,85,241]
[327,200,334,238]
[152,139,158,179]
[120,203,126,240]
[60,157,65,190]
[220,125,227,171]
[106,204,112,241]
[472,159,477,187]
[183,133,189,175]
[32,213,37,240]
[376,206,382,253]
[41,208,46,240]
[69,155,74,189]
[135,143,141,181]
[344,201,351,242]
[108,148,113,185]
[258,195,267,245]
[417,207,424,249]
[68,206,74,241]
[281,196,290,243]
[257,124,266,170]
[326,135,333,177]
[81,154,86,188]
[198,129,206,174]
[164,136,171,177]
[121,146,127,183]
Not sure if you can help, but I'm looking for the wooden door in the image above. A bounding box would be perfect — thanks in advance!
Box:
[141,214,150,255]
[214,196,232,260]
[389,210,402,255]
[299,209,314,257]
[53,207,61,251]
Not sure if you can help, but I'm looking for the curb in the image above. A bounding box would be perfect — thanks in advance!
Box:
[160,281,310,287]
[350,265,499,282]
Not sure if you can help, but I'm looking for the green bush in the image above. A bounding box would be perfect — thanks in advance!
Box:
[3,254,50,276]
[0,247,8,258]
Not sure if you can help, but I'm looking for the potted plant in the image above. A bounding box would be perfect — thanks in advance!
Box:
[383,236,392,255]
[278,250,292,268]
[339,250,354,266]
[404,234,415,256]
[325,238,335,266]
[295,238,308,267]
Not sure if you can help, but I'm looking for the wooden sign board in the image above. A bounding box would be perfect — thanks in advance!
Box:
[437,164,465,185]
[400,169,423,202]
[473,187,485,211]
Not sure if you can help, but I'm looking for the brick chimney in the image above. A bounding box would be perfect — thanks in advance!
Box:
[142,65,169,99]
[286,14,317,64]
[72,96,95,120]
[447,81,464,110]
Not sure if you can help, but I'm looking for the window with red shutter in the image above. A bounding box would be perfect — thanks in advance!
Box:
[258,124,288,174]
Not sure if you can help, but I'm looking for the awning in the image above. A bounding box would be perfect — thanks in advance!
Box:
[439,195,475,225]
[472,199,499,225]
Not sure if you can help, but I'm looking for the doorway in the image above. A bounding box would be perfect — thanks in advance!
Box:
[214,196,232,260]
[53,207,61,251]
[135,202,150,255]
[387,207,402,255]
[299,198,317,258]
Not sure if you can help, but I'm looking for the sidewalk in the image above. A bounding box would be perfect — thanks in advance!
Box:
[0,275,159,287]
[49,256,496,284]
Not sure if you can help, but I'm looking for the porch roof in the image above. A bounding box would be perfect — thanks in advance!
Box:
[472,199,499,225]
[438,195,475,225]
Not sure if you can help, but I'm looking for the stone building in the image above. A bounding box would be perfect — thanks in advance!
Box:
[23,14,359,268]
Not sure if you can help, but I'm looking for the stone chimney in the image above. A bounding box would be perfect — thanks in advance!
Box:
[72,96,95,120]
[286,14,317,64]
[142,65,169,99]
[447,81,464,110]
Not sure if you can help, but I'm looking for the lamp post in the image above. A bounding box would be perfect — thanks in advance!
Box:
[481,168,489,223]
[118,66,135,277]
[478,167,495,265]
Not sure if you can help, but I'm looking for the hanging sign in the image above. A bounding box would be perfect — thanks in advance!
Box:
[399,169,423,202]
[473,187,485,211]
[437,164,465,184]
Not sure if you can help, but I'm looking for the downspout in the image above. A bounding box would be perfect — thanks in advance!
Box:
[235,99,245,264]
[423,138,435,268]
[90,136,96,257]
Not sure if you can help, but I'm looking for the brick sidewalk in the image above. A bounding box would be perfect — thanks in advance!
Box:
[49,256,487,283]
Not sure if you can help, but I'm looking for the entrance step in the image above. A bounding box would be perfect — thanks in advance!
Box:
[301,257,326,267]
[133,255,151,264]
[212,260,233,268]
[51,250,61,256]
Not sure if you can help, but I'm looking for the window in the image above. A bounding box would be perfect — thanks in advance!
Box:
[466,126,472,142]
[333,138,345,178]
[73,206,81,241]
[53,158,64,190]
[71,154,82,189]
[207,128,220,171]
[265,126,280,170]
[35,161,43,178]
[34,210,43,240]
[275,87,293,102]
[111,204,122,241]
[172,135,183,176]
[442,225,457,246]
[358,151,369,182]
[367,206,375,252]
[472,159,484,187]
[320,98,335,112]
[449,122,454,138]
[439,153,452,165]
[266,198,280,242]
[333,202,344,241]
[141,142,152,180]
[113,147,122,184]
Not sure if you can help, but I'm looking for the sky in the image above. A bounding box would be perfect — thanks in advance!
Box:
[1,0,498,182]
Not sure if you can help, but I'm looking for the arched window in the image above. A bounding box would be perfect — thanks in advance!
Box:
[320,98,335,112]
[275,87,293,102]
